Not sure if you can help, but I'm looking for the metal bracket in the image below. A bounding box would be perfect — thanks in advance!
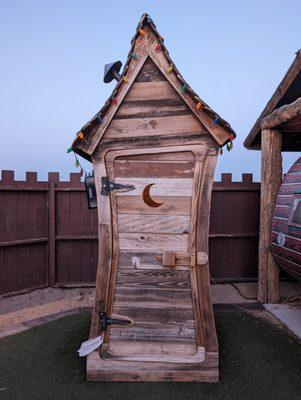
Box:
[101,176,135,195]
[99,312,132,332]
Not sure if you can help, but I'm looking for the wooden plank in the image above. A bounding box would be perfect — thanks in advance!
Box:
[119,232,188,252]
[115,98,190,119]
[102,346,205,364]
[116,196,191,215]
[96,135,215,159]
[110,306,194,329]
[105,145,205,162]
[188,157,205,348]
[115,268,191,289]
[272,242,301,265]
[272,253,301,279]
[116,151,194,161]
[49,181,56,287]
[87,368,219,382]
[258,129,282,303]
[274,205,290,219]
[196,153,219,352]
[135,57,165,82]
[88,349,218,371]
[114,160,194,178]
[125,81,178,101]
[114,286,194,309]
[87,351,219,381]
[118,251,189,270]
[278,182,301,195]
[89,161,112,340]
[115,177,193,197]
[107,304,198,358]
[260,98,301,130]
[104,114,206,139]
[276,195,293,206]
[118,214,190,234]
[0,237,48,247]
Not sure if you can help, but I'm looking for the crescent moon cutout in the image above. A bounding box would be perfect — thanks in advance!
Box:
[142,183,164,208]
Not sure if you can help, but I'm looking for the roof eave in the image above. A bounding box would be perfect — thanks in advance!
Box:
[244,49,301,150]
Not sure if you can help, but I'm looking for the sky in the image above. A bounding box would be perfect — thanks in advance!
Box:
[1,0,301,181]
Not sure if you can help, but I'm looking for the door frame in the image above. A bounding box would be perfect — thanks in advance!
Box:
[100,144,211,363]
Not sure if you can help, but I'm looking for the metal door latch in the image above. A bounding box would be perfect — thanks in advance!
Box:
[101,176,135,195]
[99,312,132,332]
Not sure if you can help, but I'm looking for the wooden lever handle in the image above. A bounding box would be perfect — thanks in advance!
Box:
[157,251,208,267]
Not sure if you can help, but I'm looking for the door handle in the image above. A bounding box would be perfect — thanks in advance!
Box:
[157,251,208,267]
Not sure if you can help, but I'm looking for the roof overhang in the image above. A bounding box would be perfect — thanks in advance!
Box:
[71,14,236,161]
[244,50,301,150]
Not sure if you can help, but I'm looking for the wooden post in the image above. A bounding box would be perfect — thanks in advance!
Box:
[258,129,282,303]
[48,173,59,287]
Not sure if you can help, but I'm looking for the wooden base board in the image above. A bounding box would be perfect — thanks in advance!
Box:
[86,351,219,382]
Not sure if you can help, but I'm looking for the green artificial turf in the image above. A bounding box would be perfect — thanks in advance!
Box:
[0,310,300,400]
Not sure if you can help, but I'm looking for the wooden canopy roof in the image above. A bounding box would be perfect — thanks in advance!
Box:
[72,14,235,161]
[244,50,301,151]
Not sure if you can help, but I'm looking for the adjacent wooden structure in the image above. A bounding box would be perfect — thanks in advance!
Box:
[72,14,235,381]
[271,157,301,280]
[244,49,301,303]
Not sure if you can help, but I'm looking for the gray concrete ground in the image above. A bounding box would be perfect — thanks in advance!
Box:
[264,304,301,340]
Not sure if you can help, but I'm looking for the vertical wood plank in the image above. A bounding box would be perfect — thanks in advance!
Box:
[196,154,219,353]
[89,160,113,340]
[188,155,205,347]
[258,129,282,303]
[48,173,59,288]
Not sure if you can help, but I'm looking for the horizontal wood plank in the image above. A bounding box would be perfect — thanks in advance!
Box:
[125,81,178,101]
[114,286,193,309]
[115,98,190,119]
[118,251,189,270]
[118,214,190,234]
[116,152,195,161]
[104,115,206,139]
[114,160,194,178]
[119,232,188,252]
[115,268,191,289]
[115,178,193,197]
[116,196,191,215]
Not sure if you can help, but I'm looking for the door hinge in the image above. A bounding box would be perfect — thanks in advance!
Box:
[99,312,132,332]
[101,176,135,195]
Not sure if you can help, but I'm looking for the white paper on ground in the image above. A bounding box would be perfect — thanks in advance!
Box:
[77,335,103,357]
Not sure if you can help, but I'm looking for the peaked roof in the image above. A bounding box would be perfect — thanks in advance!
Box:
[244,49,301,150]
[72,13,236,161]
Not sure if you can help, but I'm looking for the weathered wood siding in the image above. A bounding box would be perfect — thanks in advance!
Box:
[272,157,301,279]
[108,150,197,357]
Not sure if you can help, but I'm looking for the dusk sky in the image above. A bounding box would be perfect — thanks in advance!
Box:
[1,0,300,181]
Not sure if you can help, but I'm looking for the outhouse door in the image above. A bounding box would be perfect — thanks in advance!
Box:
[101,144,212,364]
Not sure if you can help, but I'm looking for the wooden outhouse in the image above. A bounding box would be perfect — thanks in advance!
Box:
[244,49,301,303]
[72,14,235,382]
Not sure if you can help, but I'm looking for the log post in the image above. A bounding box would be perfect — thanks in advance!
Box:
[258,129,282,303]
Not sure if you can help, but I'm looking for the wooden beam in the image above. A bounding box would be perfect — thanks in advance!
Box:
[258,129,282,303]
[245,50,301,149]
[260,97,301,130]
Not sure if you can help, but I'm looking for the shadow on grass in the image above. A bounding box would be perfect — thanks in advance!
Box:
[0,310,300,400]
